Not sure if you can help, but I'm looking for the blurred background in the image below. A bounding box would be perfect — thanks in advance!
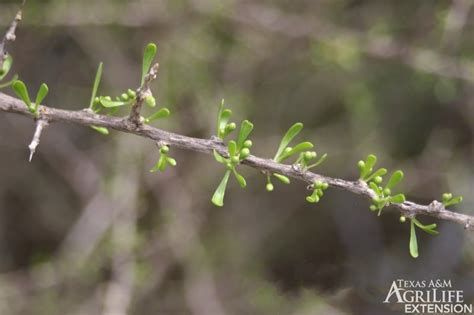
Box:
[0,0,473,314]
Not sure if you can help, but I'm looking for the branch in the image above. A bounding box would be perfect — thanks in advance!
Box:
[28,118,48,161]
[0,2,23,69]
[0,91,472,230]
[128,63,159,125]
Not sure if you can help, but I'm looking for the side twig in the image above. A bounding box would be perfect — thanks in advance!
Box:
[28,118,48,161]
[0,91,472,230]
[0,3,23,69]
[128,63,159,125]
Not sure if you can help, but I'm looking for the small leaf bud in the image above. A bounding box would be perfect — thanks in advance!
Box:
[240,148,250,159]
[160,145,169,154]
[145,95,156,107]
[266,183,274,192]
[243,140,253,148]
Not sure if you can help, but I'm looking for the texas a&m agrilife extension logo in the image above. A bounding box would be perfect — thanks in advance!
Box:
[383,279,473,314]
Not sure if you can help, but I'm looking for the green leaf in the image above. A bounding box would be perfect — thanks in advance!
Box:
[12,80,32,110]
[90,126,109,135]
[385,170,404,189]
[158,155,168,171]
[364,168,387,182]
[236,120,254,150]
[213,150,227,164]
[142,43,157,85]
[218,107,232,137]
[0,55,13,80]
[278,142,314,162]
[274,122,303,160]
[100,97,132,108]
[409,219,419,258]
[306,190,319,203]
[308,153,328,169]
[390,194,406,204]
[150,154,168,172]
[228,140,237,157]
[233,168,247,188]
[0,74,18,89]
[144,108,170,123]
[273,173,290,184]
[166,157,177,167]
[444,195,463,207]
[412,218,439,235]
[35,83,49,110]
[360,154,377,179]
[89,62,103,109]
[369,182,382,195]
[212,170,231,207]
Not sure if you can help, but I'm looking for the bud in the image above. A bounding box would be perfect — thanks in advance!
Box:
[225,123,236,132]
[127,89,136,98]
[266,183,274,192]
[145,95,156,107]
[442,193,452,202]
[240,148,250,159]
[160,145,169,154]
[243,140,252,148]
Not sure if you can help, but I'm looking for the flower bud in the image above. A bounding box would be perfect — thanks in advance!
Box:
[160,145,169,154]
[127,89,136,98]
[240,148,250,159]
[225,123,236,132]
[145,95,156,107]
[442,193,452,201]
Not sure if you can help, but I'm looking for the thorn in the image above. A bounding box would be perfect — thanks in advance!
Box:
[28,119,48,162]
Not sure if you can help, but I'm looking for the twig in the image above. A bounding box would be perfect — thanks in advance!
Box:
[27,118,48,161]
[0,91,472,230]
[0,2,23,69]
[128,63,159,125]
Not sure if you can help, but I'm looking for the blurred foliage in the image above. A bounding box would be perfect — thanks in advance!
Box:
[0,0,473,314]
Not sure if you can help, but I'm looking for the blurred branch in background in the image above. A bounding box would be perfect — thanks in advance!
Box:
[198,2,474,84]
[1,1,473,84]
[102,137,140,315]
